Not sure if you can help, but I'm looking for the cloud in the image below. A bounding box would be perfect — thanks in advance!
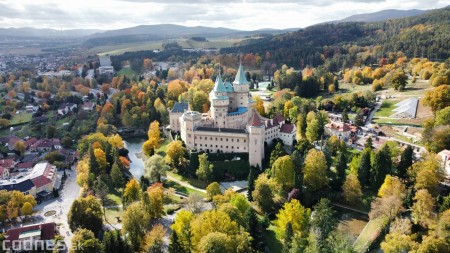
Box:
[0,0,448,30]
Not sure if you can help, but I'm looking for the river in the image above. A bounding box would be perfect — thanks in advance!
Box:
[123,137,146,179]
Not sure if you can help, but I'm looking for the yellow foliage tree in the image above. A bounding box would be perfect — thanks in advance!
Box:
[274,199,311,240]
[123,178,141,205]
[93,148,108,172]
[143,121,160,156]
[108,134,124,149]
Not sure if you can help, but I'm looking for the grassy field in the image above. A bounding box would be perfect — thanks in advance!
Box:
[163,179,206,197]
[9,112,33,126]
[94,38,242,56]
[336,210,368,243]
[353,217,388,253]
[167,171,208,190]
[375,100,401,117]
[155,138,171,156]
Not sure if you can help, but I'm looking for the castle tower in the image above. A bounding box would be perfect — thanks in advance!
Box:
[233,63,250,109]
[247,111,265,167]
[210,74,229,128]
[180,111,201,149]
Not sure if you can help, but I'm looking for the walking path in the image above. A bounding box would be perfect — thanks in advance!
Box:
[166,174,206,193]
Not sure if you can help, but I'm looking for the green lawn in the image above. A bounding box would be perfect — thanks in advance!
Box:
[167,171,208,190]
[9,112,33,125]
[374,100,400,118]
[353,217,388,253]
[104,206,123,225]
[163,179,206,197]
[155,138,171,156]
[263,225,283,253]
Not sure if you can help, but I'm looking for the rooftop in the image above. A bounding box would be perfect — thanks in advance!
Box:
[171,102,189,113]
[196,127,247,134]
[228,107,248,116]
[233,64,249,85]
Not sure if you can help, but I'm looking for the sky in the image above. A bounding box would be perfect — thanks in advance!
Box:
[0,0,449,31]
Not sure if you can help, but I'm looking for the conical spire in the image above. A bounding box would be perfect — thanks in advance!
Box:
[213,73,227,93]
[233,63,249,85]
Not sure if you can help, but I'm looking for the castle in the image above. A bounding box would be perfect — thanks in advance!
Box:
[169,64,296,167]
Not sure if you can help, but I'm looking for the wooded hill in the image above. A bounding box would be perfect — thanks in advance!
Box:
[222,6,450,69]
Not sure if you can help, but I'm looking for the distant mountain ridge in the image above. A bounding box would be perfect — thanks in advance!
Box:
[332,9,429,23]
[0,27,103,37]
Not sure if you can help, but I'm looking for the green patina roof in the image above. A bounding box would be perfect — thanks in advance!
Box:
[213,74,228,93]
[233,64,249,85]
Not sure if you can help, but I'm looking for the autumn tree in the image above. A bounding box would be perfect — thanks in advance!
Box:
[274,199,311,240]
[303,149,328,192]
[13,141,26,156]
[252,174,281,213]
[147,183,164,219]
[70,229,104,253]
[68,196,103,236]
[391,71,408,90]
[94,148,108,173]
[271,155,295,190]
[122,202,150,251]
[196,153,214,182]
[143,121,160,156]
[411,189,435,228]
[253,96,265,116]
[142,224,166,253]
[422,85,450,113]
[145,154,169,182]
[165,140,186,168]
[171,210,194,252]
[342,174,362,205]
[206,182,222,201]
[123,178,141,205]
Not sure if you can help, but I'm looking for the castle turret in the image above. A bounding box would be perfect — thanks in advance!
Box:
[247,111,265,167]
[233,64,250,109]
[210,74,229,128]
[180,111,201,149]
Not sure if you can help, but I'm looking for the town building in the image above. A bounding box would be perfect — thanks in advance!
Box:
[438,149,450,178]
[4,222,57,250]
[57,103,77,116]
[170,64,296,167]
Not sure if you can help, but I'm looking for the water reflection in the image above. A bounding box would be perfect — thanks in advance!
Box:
[123,137,146,179]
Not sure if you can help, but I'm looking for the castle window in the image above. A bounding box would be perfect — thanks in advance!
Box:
[244,140,246,143]
[237,139,239,142]
[216,145,218,147]
[226,146,228,148]
[232,146,234,149]
[237,147,239,150]
[210,137,212,140]
[221,146,223,148]
[221,138,223,141]
[226,138,228,141]
[216,138,217,141]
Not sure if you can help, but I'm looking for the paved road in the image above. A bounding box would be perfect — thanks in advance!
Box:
[35,165,81,249]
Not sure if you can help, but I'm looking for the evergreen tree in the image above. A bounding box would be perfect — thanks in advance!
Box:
[365,136,374,149]
[334,151,347,190]
[342,109,348,123]
[168,232,184,253]
[247,168,255,201]
[283,222,294,253]
[270,142,286,167]
[358,148,371,186]
[110,160,124,189]
[370,145,392,190]
[397,145,413,178]
[89,146,100,176]
[334,78,339,91]
[322,143,332,169]
[244,208,265,251]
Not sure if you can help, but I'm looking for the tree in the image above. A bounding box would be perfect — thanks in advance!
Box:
[311,198,336,243]
[342,174,362,205]
[108,134,124,149]
[165,140,186,168]
[370,145,392,190]
[252,174,281,213]
[110,161,124,189]
[334,150,347,190]
[169,231,184,253]
[142,224,166,253]
[358,148,371,186]
[68,196,103,236]
[381,233,418,253]
[147,183,164,219]
[123,178,141,205]
[198,232,232,253]
[435,106,450,126]
[13,141,26,156]
[187,192,205,214]
[306,118,319,143]
[422,85,450,113]
[103,230,129,253]
[196,153,214,182]
[70,229,104,253]
[254,96,265,116]
[143,121,160,156]
[410,154,445,196]
[341,109,348,123]
[297,113,307,140]
[171,210,194,252]
[303,149,328,192]
[20,202,33,219]
[93,148,108,173]
[247,168,255,201]
[440,194,450,213]
[122,202,150,251]
[397,145,413,178]
[145,154,169,182]
[274,199,311,240]
[378,175,406,199]
[206,182,222,201]
[271,155,295,190]
[392,71,408,91]
[412,189,435,228]
[283,222,294,253]
[270,142,287,167]
[244,208,264,251]
[190,210,239,250]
